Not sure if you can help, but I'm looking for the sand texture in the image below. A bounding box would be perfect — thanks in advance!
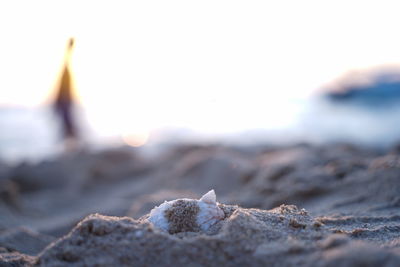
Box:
[0,144,399,266]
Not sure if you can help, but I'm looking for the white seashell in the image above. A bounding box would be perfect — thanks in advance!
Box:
[147,190,225,233]
[199,189,216,204]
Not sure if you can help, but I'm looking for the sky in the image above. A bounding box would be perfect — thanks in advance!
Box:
[1,0,400,140]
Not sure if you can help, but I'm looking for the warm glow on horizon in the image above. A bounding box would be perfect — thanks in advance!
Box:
[121,131,150,147]
[2,0,400,135]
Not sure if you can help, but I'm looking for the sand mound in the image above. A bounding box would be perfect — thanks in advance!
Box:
[35,204,399,267]
[37,205,320,266]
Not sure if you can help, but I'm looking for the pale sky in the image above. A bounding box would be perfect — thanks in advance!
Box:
[1,0,400,138]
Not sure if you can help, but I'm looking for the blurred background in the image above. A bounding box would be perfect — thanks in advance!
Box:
[2,0,400,161]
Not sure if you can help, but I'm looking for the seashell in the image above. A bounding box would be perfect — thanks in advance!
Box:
[147,190,225,234]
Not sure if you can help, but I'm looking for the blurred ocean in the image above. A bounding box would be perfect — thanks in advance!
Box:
[0,106,68,163]
[2,93,400,163]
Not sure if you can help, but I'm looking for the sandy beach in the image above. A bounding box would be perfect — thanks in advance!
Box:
[0,143,399,266]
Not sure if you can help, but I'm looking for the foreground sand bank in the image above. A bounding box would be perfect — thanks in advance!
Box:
[0,143,399,266]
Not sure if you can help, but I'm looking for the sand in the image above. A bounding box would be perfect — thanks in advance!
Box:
[0,143,399,266]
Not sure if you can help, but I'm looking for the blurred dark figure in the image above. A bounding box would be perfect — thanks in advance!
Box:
[53,38,79,149]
